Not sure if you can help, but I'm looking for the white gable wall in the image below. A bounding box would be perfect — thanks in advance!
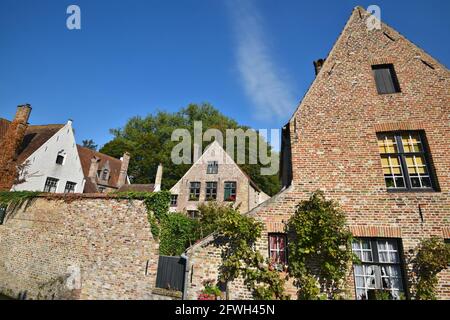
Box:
[12,121,86,193]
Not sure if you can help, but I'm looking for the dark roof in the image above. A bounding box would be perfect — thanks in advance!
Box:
[0,119,65,163]
[17,124,65,163]
[77,145,125,190]
[117,184,155,193]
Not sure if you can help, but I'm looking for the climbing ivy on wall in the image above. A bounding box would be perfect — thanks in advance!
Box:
[0,191,42,216]
[216,206,289,300]
[412,237,450,300]
[286,191,355,300]
[114,191,171,238]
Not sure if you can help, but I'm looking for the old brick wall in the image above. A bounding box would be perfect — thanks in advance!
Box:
[0,195,159,300]
[185,7,449,300]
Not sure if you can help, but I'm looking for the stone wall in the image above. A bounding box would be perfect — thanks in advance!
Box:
[0,194,159,300]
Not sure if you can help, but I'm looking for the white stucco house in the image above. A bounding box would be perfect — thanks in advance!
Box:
[0,105,131,193]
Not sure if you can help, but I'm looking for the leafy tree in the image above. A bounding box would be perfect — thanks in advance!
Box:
[159,213,200,256]
[82,139,98,151]
[412,237,450,300]
[287,191,355,300]
[100,103,281,195]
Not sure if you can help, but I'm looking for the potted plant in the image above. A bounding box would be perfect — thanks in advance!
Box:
[197,280,222,300]
[225,195,236,202]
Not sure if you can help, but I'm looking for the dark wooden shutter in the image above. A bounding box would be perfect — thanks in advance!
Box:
[372,65,400,94]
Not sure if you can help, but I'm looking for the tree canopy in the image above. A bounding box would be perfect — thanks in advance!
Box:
[100,103,281,195]
[82,139,98,151]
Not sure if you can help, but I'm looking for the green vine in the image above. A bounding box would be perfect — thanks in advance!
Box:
[412,237,450,300]
[0,191,42,212]
[113,191,171,239]
[286,191,355,300]
[215,205,288,300]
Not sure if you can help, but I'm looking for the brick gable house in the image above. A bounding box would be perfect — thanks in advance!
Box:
[185,7,449,300]
[169,141,270,215]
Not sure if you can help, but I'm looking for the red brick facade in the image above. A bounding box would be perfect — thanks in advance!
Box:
[186,7,449,300]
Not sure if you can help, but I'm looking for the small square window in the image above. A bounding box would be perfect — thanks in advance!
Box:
[187,210,199,219]
[372,64,401,94]
[56,155,65,165]
[207,161,218,174]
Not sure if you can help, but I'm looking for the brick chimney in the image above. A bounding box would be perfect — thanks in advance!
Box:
[117,152,130,187]
[0,104,32,190]
[313,59,325,76]
[154,163,163,192]
[88,157,100,183]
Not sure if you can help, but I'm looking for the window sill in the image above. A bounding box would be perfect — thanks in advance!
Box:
[386,188,438,194]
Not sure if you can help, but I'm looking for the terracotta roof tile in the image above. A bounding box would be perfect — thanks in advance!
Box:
[76,145,124,189]
[117,184,155,193]
[16,124,65,163]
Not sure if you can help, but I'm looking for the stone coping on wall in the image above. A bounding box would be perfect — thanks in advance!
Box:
[152,287,182,299]
[33,192,150,200]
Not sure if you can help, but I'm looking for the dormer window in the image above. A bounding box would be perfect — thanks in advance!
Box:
[101,169,109,181]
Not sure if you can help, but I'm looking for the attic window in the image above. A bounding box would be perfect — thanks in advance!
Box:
[372,64,401,94]
[56,154,65,165]
[101,169,109,181]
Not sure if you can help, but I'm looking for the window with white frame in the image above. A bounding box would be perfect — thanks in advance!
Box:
[377,131,435,190]
[352,238,405,300]
[224,181,236,201]
[269,234,287,266]
[170,195,178,207]
[207,161,218,174]
[44,177,59,193]
[205,182,217,200]
[189,182,200,201]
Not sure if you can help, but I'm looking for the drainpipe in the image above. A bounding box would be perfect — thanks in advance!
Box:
[180,252,189,300]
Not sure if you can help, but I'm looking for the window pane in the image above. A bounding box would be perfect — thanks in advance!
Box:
[401,133,422,152]
[378,134,398,153]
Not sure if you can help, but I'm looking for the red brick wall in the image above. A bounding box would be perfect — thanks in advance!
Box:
[186,7,449,300]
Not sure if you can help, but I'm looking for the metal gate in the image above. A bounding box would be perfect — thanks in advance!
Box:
[155,256,186,292]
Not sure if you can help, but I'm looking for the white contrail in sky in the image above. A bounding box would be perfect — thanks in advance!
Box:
[226,0,297,121]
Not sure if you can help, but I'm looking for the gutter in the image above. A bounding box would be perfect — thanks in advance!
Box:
[180,253,189,300]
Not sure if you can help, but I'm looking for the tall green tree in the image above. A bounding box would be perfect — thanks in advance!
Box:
[100,103,281,195]
[82,139,98,151]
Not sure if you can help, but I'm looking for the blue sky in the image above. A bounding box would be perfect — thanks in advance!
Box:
[1,0,449,148]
